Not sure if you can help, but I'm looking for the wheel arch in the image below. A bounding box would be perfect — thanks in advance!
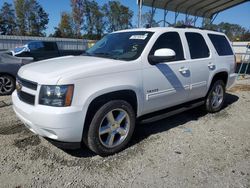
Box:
[0,72,16,81]
[82,89,139,141]
[210,71,228,86]
[208,71,228,93]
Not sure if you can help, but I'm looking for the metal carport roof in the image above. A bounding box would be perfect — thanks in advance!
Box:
[140,0,249,18]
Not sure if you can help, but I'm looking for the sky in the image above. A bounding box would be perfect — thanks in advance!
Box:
[1,0,250,35]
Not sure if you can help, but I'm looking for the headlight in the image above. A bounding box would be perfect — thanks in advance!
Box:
[39,85,74,107]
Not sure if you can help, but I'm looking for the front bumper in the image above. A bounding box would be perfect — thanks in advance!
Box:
[12,91,85,143]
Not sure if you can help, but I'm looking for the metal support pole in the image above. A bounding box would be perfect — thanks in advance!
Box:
[185,14,190,24]
[138,0,143,28]
[210,13,219,24]
[163,1,168,27]
[174,12,179,25]
[150,0,156,27]
[163,10,168,27]
[193,16,198,26]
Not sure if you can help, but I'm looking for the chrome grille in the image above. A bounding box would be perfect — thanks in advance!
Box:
[17,76,37,90]
[17,76,37,105]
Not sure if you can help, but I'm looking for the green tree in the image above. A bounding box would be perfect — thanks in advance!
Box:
[14,0,48,36]
[0,2,16,35]
[202,20,247,41]
[217,22,246,41]
[141,10,159,27]
[84,0,104,37]
[14,0,27,35]
[71,0,85,38]
[53,12,74,38]
[28,1,49,36]
[239,31,250,41]
[103,1,133,32]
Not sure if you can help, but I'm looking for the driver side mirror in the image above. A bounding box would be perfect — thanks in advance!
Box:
[148,48,176,65]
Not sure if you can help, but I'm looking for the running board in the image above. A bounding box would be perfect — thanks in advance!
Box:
[140,100,204,124]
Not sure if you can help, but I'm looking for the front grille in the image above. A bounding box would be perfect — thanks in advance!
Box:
[17,76,38,90]
[17,90,35,105]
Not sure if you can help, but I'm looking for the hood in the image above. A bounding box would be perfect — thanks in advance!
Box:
[18,55,131,84]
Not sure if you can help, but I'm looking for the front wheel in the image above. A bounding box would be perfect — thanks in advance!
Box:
[0,75,15,96]
[85,100,135,156]
[205,80,225,113]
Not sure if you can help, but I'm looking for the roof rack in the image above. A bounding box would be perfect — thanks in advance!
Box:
[174,25,204,29]
[173,24,221,32]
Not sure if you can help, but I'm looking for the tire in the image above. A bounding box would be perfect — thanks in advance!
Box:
[205,80,225,113]
[85,100,135,156]
[0,75,15,96]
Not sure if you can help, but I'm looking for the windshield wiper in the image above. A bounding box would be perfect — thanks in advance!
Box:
[82,51,92,56]
[93,52,112,56]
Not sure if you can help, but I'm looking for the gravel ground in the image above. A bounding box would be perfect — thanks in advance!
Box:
[0,79,250,188]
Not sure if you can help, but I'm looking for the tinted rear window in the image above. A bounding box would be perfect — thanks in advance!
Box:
[208,34,233,56]
[185,32,210,59]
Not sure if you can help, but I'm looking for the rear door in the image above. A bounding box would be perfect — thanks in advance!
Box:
[185,32,212,100]
[142,32,190,114]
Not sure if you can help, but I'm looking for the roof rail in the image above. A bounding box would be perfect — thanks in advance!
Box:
[174,25,203,29]
[173,24,221,32]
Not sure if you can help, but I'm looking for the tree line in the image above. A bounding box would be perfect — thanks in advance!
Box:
[0,0,249,41]
[0,0,133,39]
[51,0,133,39]
[0,0,49,36]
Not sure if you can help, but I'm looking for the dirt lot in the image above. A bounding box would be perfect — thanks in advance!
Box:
[0,79,250,188]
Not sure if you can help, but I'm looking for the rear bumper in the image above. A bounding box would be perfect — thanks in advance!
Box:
[12,91,85,143]
[227,73,237,89]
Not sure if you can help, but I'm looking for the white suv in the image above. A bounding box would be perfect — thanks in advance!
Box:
[12,27,236,156]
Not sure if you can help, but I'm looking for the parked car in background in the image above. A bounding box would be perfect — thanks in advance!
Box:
[0,41,84,95]
[11,41,83,61]
[0,53,33,95]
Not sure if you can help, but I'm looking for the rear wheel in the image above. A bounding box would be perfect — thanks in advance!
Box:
[0,75,15,95]
[85,100,135,156]
[205,80,225,113]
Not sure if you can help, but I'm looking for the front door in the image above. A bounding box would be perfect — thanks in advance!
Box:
[142,32,190,114]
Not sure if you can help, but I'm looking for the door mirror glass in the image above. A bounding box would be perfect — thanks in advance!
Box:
[148,48,176,64]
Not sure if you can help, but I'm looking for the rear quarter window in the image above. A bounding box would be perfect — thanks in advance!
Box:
[208,34,233,56]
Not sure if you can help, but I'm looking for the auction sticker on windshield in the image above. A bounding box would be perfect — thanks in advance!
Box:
[130,33,148,40]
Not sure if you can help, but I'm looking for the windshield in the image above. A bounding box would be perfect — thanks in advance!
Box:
[85,31,153,61]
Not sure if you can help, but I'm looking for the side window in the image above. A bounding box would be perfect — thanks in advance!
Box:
[185,32,210,59]
[150,32,184,61]
[44,42,56,51]
[208,34,233,56]
[28,42,44,51]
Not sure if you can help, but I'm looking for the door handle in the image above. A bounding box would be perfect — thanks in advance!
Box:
[208,62,215,69]
[179,67,189,74]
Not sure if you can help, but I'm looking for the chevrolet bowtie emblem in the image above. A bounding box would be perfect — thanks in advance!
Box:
[16,81,22,92]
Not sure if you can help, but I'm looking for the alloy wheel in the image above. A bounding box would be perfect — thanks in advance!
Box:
[98,108,130,148]
[0,76,14,95]
[211,84,224,109]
